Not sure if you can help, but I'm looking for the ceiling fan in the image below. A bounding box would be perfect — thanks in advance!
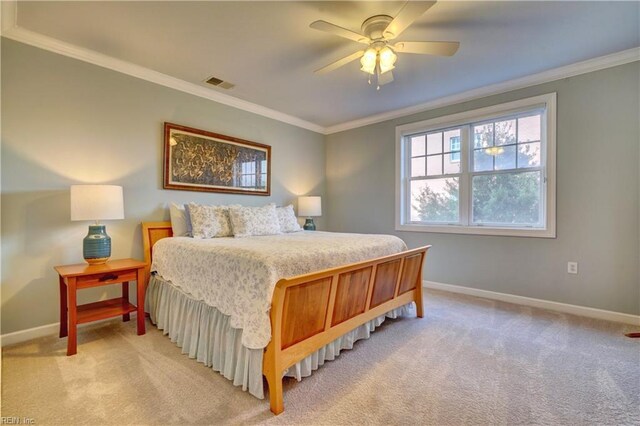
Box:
[310,1,459,89]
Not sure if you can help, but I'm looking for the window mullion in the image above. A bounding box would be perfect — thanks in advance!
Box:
[470,166,544,177]
[459,125,470,226]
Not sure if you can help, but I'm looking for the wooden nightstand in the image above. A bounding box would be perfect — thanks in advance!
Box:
[54,258,147,356]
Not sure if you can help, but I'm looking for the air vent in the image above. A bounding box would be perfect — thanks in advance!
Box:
[205,76,235,90]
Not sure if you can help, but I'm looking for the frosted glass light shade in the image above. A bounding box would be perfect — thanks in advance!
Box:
[70,185,124,221]
[378,46,397,74]
[360,48,377,75]
[298,196,322,217]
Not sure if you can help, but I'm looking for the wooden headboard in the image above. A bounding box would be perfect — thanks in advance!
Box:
[142,221,173,283]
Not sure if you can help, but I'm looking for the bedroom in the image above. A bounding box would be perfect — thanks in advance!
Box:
[1,1,639,424]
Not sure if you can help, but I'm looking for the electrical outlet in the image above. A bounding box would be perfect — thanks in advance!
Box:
[567,262,578,274]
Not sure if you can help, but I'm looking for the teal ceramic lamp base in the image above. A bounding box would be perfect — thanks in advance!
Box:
[83,225,111,265]
[303,218,316,231]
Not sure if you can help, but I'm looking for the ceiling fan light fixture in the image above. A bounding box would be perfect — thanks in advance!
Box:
[378,46,397,74]
[360,48,377,74]
[484,146,505,156]
[311,5,459,87]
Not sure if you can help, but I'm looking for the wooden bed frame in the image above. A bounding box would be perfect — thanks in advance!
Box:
[142,222,430,415]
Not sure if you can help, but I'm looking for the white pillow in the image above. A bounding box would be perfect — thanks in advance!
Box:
[187,203,235,239]
[169,203,191,237]
[276,205,302,233]
[228,204,281,238]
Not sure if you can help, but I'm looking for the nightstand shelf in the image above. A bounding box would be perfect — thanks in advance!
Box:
[76,297,137,324]
[54,258,147,355]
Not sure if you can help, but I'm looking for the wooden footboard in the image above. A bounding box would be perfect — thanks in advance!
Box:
[263,245,430,414]
[141,222,429,415]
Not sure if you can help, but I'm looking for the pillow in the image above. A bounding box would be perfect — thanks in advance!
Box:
[187,203,235,239]
[228,204,281,238]
[169,203,191,237]
[276,205,302,233]
[183,204,193,236]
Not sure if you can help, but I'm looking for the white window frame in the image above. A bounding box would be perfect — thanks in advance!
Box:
[395,93,556,238]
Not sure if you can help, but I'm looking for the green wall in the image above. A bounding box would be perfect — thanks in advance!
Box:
[1,39,325,334]
[326,62,640,315]
[2,37,638,337]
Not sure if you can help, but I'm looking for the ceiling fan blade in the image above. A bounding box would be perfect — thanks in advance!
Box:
[378,70,394,86]
[383,1,437,40]
[310,20,370,44]
[315,50,365,74]
[393,41,460,56]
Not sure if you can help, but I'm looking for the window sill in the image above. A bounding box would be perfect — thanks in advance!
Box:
[396,223,556,238]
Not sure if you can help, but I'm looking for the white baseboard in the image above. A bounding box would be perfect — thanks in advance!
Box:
[424,280,640,326]
[1,322,60,347]
[1,313,139,348]
[4,284,639,347]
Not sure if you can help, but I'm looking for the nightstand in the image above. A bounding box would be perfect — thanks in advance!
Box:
[54,258,147,355]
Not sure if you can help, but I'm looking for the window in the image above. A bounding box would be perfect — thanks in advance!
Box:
[236,159,267,188]
[260,160,267,187]
[396,93,556,237]
[238,161,257,188]
[449,136,460,162]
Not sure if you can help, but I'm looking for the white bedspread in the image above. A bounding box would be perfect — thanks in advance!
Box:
[150,231,407,349]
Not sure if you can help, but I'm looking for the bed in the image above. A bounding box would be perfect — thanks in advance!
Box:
[142,222,430,414]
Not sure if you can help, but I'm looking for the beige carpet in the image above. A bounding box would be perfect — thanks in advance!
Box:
[2,289,639,425]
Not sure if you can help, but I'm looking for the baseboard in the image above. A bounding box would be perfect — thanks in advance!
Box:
[424,280,640,326]
[4,284,638,347]
[1,313,139,347]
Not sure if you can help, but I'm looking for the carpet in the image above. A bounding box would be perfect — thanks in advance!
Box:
[2,289,638,425]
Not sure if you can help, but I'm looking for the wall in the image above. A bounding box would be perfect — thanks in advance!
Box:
[326,62,640,315]
[1,39,326,335]
[2,38,638,338]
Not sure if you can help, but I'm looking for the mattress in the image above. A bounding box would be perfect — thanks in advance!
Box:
[150,231,407,349]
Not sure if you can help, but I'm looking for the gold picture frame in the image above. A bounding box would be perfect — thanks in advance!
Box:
[163,122,271,195]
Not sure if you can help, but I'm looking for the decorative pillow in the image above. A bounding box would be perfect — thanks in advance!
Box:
[169,203,191,237]
[276,205,302,233]
[229,204,281,238]
[187,203,235,239]
[183,204,193,236]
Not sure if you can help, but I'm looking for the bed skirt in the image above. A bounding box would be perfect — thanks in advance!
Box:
[145,274,414,399]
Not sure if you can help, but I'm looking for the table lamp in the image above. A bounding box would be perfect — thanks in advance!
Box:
[70,185,124,264]
[298,196,321,231]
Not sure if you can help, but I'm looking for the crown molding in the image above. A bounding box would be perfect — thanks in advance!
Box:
[0,9,324,134]
[0,1,17,35]
[1,0,638,136]
[325,46,640,134]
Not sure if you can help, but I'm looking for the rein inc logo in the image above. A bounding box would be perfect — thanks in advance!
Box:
[1,418,35,425]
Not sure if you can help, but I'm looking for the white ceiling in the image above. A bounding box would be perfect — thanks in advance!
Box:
[10,1,640,129]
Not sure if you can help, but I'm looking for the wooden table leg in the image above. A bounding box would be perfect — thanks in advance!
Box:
[136,268,145,335]
[67,277,77,356]
[122,281,130,322]
[59,276,68,338]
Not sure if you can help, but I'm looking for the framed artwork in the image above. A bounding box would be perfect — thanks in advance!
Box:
[163,122,271,195]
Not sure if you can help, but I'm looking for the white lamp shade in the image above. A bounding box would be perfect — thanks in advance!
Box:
[70,185,124,221]
[298,196,322,217]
